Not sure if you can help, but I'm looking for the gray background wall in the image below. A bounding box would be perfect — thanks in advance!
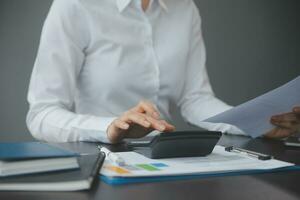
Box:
[0,0,299,141]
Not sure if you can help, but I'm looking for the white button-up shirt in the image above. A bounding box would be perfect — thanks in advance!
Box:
[27,0,245,143]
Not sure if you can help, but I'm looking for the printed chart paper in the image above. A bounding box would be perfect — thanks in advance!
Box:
[100,146,293,178]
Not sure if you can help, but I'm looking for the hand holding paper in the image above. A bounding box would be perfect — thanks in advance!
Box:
[265,106,300,138]
[205,76,300,138]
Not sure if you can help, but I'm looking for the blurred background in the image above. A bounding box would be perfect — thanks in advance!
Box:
[0,0,299,141]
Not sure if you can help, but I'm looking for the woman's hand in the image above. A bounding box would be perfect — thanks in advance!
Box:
[107,101,175,143]
[264,106,300,139]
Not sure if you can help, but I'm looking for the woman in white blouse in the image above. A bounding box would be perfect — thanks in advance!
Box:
[26,0,299,143]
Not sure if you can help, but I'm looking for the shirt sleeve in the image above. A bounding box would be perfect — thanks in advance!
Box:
[26,0,116,143]
[178,2,247,136]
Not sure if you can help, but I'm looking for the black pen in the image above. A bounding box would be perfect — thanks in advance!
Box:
[225,146,273,160]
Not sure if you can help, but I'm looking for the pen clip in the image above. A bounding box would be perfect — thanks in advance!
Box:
[225,146,273,160]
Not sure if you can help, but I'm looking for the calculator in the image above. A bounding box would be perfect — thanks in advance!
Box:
[129,131,222,159]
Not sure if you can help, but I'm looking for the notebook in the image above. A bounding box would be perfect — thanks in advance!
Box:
[0,153,105,191]
[0,142,79,177]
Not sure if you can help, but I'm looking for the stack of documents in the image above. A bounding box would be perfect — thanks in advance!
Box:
[100,146,298,185]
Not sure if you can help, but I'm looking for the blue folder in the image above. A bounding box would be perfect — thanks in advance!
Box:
[100,166,300,185]
[0,142,78,160]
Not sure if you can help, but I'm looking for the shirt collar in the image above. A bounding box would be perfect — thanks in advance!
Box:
[116,0,168,13]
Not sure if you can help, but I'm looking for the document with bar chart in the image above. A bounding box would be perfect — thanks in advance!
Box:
[99,146,296,185]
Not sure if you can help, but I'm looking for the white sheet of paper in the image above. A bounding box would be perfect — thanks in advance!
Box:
[205,76,300,137]
[100,146,293,177]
